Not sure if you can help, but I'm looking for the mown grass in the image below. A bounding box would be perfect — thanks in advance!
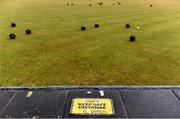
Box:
[0,0,180,86]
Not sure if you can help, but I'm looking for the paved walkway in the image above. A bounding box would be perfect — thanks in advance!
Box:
[0,86,180,118]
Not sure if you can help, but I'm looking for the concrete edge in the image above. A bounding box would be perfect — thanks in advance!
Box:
[0,86,180,90]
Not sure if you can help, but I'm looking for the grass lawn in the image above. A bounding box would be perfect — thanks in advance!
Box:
[0,0,180,86]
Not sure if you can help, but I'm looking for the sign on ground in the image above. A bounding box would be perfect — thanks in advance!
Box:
[70,98,114,115]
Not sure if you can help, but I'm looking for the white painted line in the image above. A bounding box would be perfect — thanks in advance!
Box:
[99,90,104,96]
[87,91,91,94]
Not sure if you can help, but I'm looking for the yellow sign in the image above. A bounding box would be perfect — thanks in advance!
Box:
[70,98,114,115]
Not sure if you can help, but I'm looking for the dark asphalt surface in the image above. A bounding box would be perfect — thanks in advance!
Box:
[0,86,180,118]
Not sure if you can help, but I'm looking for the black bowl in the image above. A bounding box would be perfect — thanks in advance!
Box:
[130,35,136,42]
[9,33,16,39]
[25,29,32,35]
[11,23,16,28]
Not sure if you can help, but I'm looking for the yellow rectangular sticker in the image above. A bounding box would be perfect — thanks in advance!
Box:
[70,98,114,115]
[26,91,33,97]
